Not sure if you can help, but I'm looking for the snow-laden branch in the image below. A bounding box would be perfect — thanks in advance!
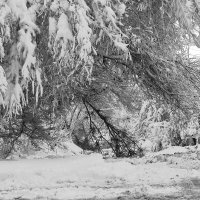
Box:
[0,0,128,115]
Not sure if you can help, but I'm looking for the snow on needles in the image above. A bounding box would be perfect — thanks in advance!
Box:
[0,0,42,115]
[0,0,128,114]
[0,66,7,106]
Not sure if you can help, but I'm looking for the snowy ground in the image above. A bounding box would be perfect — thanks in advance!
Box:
[0,147,200,199]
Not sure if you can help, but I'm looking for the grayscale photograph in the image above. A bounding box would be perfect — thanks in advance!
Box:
[0,0,200,199]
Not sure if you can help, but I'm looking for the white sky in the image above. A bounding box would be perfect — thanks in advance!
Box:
[190,46,200,58]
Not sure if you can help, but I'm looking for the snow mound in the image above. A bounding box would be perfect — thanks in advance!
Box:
[28,141,83,159]
[8,141,83,160]
[150,146,189,156]
[59,141,83,155]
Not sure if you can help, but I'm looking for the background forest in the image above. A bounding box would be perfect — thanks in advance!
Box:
[1,0,200,158]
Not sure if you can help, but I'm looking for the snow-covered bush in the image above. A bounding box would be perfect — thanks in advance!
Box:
[135,100,190,152]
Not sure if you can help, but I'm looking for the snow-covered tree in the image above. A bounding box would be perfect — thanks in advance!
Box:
[1,0,200,118]
[3,0,200,157]
[0,0,127,116]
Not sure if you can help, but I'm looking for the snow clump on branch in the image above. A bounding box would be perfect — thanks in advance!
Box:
[0,0,127,115]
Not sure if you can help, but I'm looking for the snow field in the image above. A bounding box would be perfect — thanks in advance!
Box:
[0,151,200,199]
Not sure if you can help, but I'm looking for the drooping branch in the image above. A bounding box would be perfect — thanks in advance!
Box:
[83,98,143,157]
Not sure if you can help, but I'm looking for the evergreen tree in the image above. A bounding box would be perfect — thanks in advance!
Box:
[1,0,200,157]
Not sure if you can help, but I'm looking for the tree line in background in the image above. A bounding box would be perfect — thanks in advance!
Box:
[1,0,200,158]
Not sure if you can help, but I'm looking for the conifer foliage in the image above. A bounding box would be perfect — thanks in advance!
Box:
[1,0,200,157]
[1,0,200,115]
[0,0,127,116]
